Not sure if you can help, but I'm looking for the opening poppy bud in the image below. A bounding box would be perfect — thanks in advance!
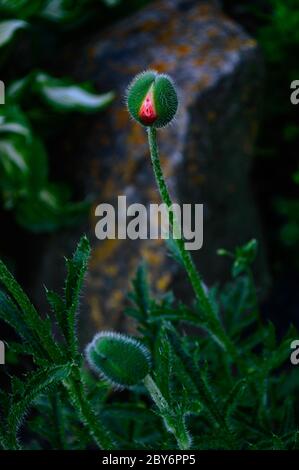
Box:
[126,70,178,128]
[85,331,151,388]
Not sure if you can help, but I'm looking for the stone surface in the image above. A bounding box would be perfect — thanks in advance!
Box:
[31,0,268,345]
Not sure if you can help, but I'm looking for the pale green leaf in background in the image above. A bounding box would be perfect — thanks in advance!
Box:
[0,20,27,48]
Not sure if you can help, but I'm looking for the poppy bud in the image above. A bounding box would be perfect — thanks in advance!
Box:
[126,70,178,128]
[85,332,151,388]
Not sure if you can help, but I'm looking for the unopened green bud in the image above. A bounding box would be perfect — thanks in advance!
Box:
[85,332,151,388]
[126,70,178,128]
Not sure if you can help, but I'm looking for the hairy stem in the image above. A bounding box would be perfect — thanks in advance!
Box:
[147,127,237,359]
[65,367,115,450]
[144,374,191,450]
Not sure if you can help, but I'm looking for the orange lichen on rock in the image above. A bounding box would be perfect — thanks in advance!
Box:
[115,108,129,130]
[197,3,214,17]
[224,36,244,52]
[101,263,119,277]
[156,273,171,292]
[141,245,164,267]
[107,289,124,310]
[176,44,192,56]
[91,239,122,266]
[101,178,117,199]
[149,62,170,73]
[127,122,147,146]
[120,157,138,184]
[140,19,160,32]
[88,295,104,329]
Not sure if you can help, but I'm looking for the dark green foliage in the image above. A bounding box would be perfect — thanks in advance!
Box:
[0,236,114,450]
[0,1,116,232]
[6,364,72,449]
[0,1,121,25]
[276,186,299,249]
[223,0,299,268]
[250,0,299,266]
[1,236,297,450]
[258,0,299,260]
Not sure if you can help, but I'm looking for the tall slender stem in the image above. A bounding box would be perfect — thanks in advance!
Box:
[147,127,237,359]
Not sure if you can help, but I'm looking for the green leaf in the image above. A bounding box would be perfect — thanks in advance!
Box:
[0,107,31,139]
[0,138,29,173]
[166,328,228,431]
[0,111,49,214]
[15,184,89,233]
[6,364,72,449]
[293,170,299,185]
[0,290,44,358]
[154,328,172,401]
[64,236,91,356]
[147,301,200,326]
[39,0,88,23]
[223,379,246,421]
[34,73,114,112]
[165,235,184,266]
[46,289,68,341]
[0,20,27,48]
[232,239,258,277]
[6,75,33,102]
[128,262,150,320]
[0,0,45,19]
[0,258,62,361]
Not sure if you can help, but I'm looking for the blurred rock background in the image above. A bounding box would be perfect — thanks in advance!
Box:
[30,0,269,344]
[0,0,298,346]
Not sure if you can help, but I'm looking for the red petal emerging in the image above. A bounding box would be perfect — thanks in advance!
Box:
[139,89,157,125]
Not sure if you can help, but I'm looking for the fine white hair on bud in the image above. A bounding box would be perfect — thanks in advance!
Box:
[85,331,152,388]
[126,70,178,128]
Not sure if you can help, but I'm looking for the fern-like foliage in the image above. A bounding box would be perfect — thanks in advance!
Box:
[0,237,298,450]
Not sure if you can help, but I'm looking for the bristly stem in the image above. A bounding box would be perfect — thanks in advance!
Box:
[147,127,238,360]
[65,367,115,450]
[144,375,191,450]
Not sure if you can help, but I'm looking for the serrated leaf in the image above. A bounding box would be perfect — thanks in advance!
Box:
[64,235,90,356]
[223,379,246,421]
[166,328,228,431]
[46,289,68,340]
[232,239,258,277]
[6,364,72,449]
[0,290,44,358]
[154,328,172,401]
[0,259,62,361]
[128,262,150,320]
[165,235,184,266]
